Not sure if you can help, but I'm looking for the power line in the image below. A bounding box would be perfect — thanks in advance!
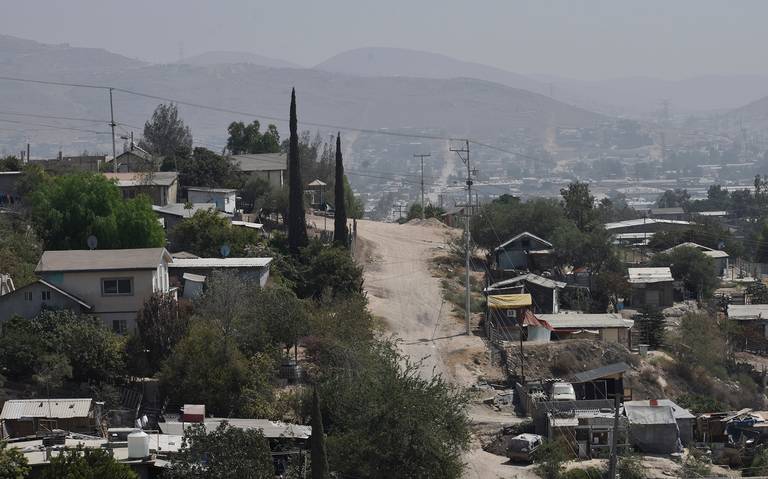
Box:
[0,110,109,124]
[0,118,111,135]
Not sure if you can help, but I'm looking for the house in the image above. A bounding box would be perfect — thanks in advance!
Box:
[31,154,108,173]
[1,398,97,438]
[493,232,554,272]
[627,267,674,308]
[169,257,272,290]
[624,400,685,453]
[186,187,237,214]
[33,248,173,333]
[571,362,632,401]
[104,172,178,206]
[152,203,217,231]
[232,152,287,189]
[111,150,156,173]
[485,273,566,314]
[661,242,729,277]
[0,171,22,206]
[536,313,634,347]
[644,207,687,221]
[0,279,92,322]
[439,205,468,228]
[542,400,628,459]
[625,399,695,446]
[605,218,695,236]
[727,304,768,349]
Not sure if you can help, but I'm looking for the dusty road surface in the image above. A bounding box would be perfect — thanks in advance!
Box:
[350,218,528,478]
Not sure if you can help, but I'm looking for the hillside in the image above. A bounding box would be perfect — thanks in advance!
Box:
[180,51,301,69]
[721,94,768,130]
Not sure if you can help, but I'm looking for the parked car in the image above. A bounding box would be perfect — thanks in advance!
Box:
[507,433,544,463]
[550,382,576,401]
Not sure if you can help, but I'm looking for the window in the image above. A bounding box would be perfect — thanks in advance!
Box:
[24,291,33,301]
[112,320,128,334]
[41,290,51,301]
[102,278,133,296]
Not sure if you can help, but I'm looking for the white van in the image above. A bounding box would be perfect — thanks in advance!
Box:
[551,382,576,401]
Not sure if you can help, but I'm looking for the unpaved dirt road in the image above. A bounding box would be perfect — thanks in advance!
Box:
[350,218,531,478]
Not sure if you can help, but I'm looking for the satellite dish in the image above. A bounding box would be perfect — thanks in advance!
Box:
[87,235,98,250]
[220,244,231,258]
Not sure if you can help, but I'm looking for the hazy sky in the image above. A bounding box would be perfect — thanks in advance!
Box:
[0,0,765,80]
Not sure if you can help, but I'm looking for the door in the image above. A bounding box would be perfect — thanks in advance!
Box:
[645,289,660,307]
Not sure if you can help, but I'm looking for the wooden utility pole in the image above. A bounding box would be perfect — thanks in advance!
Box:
[450,139,472,335]
[607,394,622,478]
[392,203,407,221]
[414,153,431,219]
[109,88,117,173]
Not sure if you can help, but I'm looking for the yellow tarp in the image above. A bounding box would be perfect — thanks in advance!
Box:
[487,293,532,310]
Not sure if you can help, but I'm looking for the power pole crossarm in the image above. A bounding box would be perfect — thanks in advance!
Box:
[414,153,431,220]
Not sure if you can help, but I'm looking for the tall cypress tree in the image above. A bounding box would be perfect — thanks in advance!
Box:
[288,88,308,254]
[333,132,348,247]
[311,385,329,479]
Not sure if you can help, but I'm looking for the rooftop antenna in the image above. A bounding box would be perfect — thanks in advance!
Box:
[87,235,98,250]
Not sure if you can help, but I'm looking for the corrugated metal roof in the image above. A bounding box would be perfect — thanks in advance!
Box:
[727,304,768,320]
[1,398,92,419]
[624,400,695,420]
[605,218,694,230]
[231,152,287,172]
[231,220,264,229]
[152,203,216,218]
[572,362,630,383]
[169,257,272,269]
[627,267,673,283]
[104,172,177,187]
[624,404,677,425]
[488,273,565,291]
[36,248,171,272]
[187,187,237,193]
[159,418,311,439]
[538,313,634,329]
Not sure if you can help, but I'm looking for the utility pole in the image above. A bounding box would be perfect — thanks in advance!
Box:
[26,143,30,163]
[450,139,472,335]
[392,203,406,221]
[414,153,431,219]
[109,88,117,173]
[607,394,622,478]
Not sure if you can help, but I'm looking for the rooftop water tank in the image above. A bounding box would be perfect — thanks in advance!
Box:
[127,430,150,459]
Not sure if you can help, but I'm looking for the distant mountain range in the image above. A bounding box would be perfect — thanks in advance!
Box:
[179,51,301,69]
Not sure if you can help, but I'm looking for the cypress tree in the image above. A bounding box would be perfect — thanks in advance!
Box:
[333,132,348,247]
[288,88,308,254]
[311,385,329,479]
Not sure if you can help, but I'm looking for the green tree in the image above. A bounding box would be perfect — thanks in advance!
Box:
[333,133,348,247]
[532,438,568,479]
[744,447,768,476]
[31,173,164,250]
[226,120,281,155]
[653,246,717,298]
[254,286,308,357]
[657,188,690,209]
[165,422,274,479]
[140,103,192,169]
[178,147,240,188]
[33,353,73,396]
[679,448,712,478]
[0,440,30,479]
[560,181,596,231]
[747,281,768,304]
[41,446,137,479]
[0,155,21,172]
[635,306,666,348]
[168,209,261,257]
[311,386,330,479]
[239,177,271,213]
[296,242,364,299]
[755,222,768,263]
[287,89,308,254]
[128,293,190,375]
[617,454,648,479]
[0,213,42,288]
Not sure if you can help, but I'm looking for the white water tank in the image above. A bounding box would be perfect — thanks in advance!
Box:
[127,430,150,459]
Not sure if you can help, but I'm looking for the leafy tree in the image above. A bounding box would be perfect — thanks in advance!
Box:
[0,213,42,288]
[0,440,30,479]
[406,202,445,221]
[31,173,164,250]
[471,197,567,251]
[287,89,308,254]
[33,353,73,395]
[168,209,261,257]
[140,103,192,169]
[532,438,568,479]
[165,422,274,479]
[653,246,717,298]
[178,147,240,188]
[239,177,271,213]
[755,222,768,263]
[676,394,724,414]
[159,322,251,415]
[128,293,191,375]
[617,454,648,479]
[41,446,137,479]
[657,188,690,209]
[226,120,280,155]
[342,175,364,220]
[679,448,712,478]
[670,313,729,378]
[15,163,48,201]
[0,155,21,172]
[311,386,330,479]
[635,306,665,348]
[314,340,470,479]
[560,181,596,231]
[747,281,768,304]
[333,133,348,247]
[253,286,308,357]
[744,447,768,476]
[296,241,364,299]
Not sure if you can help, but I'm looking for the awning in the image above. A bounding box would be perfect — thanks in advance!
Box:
[519,308,554,330]
[488,293,532,310]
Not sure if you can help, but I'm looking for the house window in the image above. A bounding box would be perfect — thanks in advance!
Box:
[41,290,51,301]
[24,291,33,301]
[102,278,133,296]
[112,320,128,334]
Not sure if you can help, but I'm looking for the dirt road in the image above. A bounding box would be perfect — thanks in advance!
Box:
[352,218,528,478]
